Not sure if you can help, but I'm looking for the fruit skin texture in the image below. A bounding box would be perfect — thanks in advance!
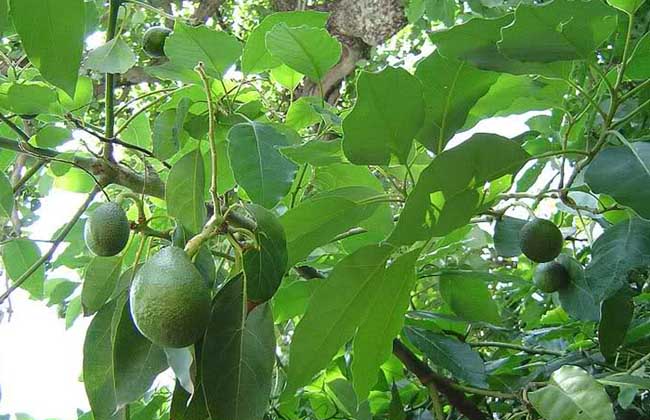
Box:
[519,218,563,263]
[143,26,172,58]
[129,246,211,348]
[84,202,130,257]
[534,261,570,293]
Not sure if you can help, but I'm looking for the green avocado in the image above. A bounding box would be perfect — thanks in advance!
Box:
[143,26,172,58]
[84,202,130,257]
[534,261,570,293]
[519,218,563,263]
[129,246,211,348]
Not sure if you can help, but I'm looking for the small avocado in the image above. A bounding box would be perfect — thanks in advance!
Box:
[143,26,172,58]
[84,202,130,257]
[534,261,570,293]
[129,246,211,348]
[519,218,563,263]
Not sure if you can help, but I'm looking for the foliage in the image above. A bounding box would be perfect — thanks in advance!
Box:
[2,1,650,420]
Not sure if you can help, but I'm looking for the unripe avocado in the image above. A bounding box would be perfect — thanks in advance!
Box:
[129,246,211,348]
[519,218,563,263]
[143,26,172,58]
[84,202,130,257]
[534,261,570,292]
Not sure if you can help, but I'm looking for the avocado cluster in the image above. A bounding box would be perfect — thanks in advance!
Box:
[84,202,130,257]
[129,246,211,348]
[143,26,172,58]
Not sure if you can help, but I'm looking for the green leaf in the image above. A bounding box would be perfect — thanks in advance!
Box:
[389,133,529,246]
[120,113,152,150]
[404,327,487,388]
[598,290,634,360]
[265,23,341,82]
[113,298,168,405]
[82,256,123,315]
[557,254,600,321]
[164,347,195,395]
[272,276,322,323]
[414,51,498,153]
[352,250,419,401]
[202,276,275,420]
[166,148,206,235]
[243,204,288,302]
[0,0,9,35]
[281,139,345,167]
[2,238,44,298]
[585,143,650,219]
[66,296,82,329]
[152,98,190,160]
[0,171,13,221]
[439,272,501,325]
[45,278,79,305]
[270,64,303,90]
[242,11,328,74]
[83,297,124,420]
[607,0,645,14]
[285,244,393,395]
[528,365,615,420]
[342,67,424,165]
[0,82,58,115]
[498,0,618,62]
[280,187,384,266]
[56,76,93,114]
[165,22,242,79]
[85,38,137,75]
[598,373,650,389]
[227,121,298,208]
[9,0,84,96]
[285,96,323,130]
[493,216,526,257]
[34,125,71,148]
[430,15,571,78]
[626,32,650,80]
[388,382,406,420]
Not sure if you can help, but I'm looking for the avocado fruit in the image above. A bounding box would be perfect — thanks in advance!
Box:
[519,218,563,263]
[84,202,130,257]
[534,261,570,293]
[143,26,172,58]
[129,246,211,348]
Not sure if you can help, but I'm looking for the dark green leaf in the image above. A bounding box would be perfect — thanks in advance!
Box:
[227,121,298,208]
[202,276,275,420]
[342,67,424,165]
[0,171,13,221]
[9,0,84,95]
[598,290,634,360]
[166,148,207,235]
[2,238,44,298]
[405,327,488,388]
[82,256,123,316]
[493,216,527,257]
[557,254,600,321]
[243,204,288,302]
[626,32,650,79]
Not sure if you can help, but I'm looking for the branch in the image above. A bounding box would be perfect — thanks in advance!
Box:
[0,187,99,304]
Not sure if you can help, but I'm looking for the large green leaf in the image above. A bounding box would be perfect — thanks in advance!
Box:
[528,365,615,420]
[2,238,44,298]
[202,276,275,420]
[165,22,242,79]
[498,0,618,62]
[404,327,487,388]
[9,0,84,96]
[557,254,600,322]
[430,15,571,78]
[626,32,650,80]
[34,125,72,148]
[83,298,124,420]
[85,38,137,75]
[242,11,328,74]
[120,113,152,150]
[351,250,419,401]
[82,256,123,315]
[243,204,288,302]
[388,133,529,246]
[113,298,167,405]
[280,186,384,266]
[439,272,501,325]
[0,82,58,115]
[285,244,394,395]
[585,143,650,219]
[342,67,424,165]
[152,97,190,160]
[493,216,527,257]
[598,290,634,360]
[414,51,498,153]
[265,24,341,82]
[0,171,13,221]
[166,148,207,235]
[227,121,298,208]
[607,0,645,14]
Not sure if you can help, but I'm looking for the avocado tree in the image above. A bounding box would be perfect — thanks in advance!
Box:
[2,0,650,419]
